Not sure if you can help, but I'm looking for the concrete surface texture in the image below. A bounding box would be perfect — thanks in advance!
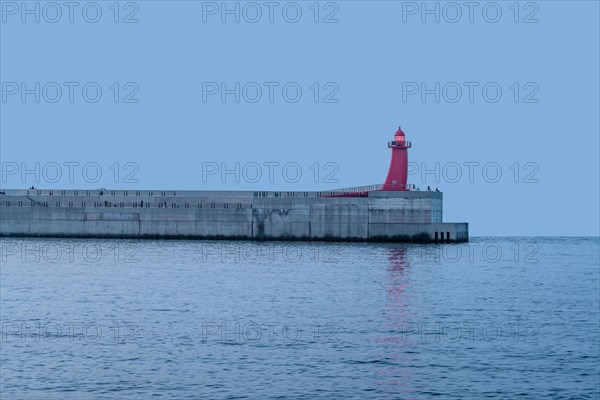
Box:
[0,189,468,242]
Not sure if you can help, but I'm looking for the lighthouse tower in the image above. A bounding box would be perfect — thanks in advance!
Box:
[382,126,412,191]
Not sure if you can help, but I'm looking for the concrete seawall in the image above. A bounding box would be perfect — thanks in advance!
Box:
[0,189,468,243]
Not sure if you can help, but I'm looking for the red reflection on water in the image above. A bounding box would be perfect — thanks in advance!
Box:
[372,246,418,399]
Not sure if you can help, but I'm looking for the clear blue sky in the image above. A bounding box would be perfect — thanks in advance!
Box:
[1,1,598,236]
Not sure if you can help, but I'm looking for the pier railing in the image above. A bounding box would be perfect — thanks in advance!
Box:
[0,186,384,198]
[3,189,181,197]
[252,184,384,198]
[318,184,384,197]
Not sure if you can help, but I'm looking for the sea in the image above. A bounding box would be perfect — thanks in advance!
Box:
[1,237,598,399]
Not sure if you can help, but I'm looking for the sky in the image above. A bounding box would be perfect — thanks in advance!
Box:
[1,0,598,236]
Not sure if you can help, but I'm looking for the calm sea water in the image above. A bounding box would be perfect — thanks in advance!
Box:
[0,237,598,399]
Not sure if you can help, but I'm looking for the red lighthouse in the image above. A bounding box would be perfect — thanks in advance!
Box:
[382,126,412,191]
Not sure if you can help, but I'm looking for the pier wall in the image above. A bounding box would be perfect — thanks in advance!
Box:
[0,189,468,243]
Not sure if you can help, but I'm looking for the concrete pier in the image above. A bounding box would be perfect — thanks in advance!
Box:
[0,188,468,243]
